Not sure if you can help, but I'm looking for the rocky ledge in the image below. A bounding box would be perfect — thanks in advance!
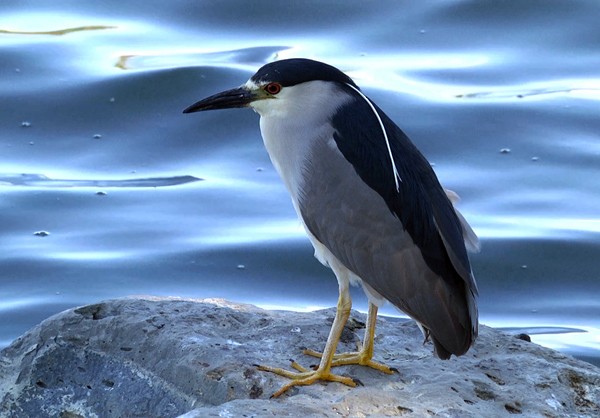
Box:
[1,297,599,417]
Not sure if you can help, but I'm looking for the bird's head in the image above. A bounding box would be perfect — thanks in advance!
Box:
[183,58,358,118]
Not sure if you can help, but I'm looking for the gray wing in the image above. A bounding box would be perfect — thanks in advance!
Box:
[298,106,477,358]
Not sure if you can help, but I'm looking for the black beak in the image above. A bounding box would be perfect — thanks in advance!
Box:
[183,87,257,113]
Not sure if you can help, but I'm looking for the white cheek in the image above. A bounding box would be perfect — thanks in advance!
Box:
[250,93,294,118]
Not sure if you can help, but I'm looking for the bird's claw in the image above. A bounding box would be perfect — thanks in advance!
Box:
[302,347,396,374]
[256,362,358,397]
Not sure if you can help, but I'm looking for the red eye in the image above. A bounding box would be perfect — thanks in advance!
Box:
[265,82,281,95]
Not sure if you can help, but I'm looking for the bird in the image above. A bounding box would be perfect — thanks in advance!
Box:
[183,58,480,397]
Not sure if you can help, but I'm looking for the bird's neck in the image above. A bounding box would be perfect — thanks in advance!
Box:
[254,81,353,200]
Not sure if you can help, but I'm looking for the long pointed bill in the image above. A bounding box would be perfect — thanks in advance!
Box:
[183,87,257,113]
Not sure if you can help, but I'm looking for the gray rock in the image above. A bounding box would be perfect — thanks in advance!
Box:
[1,297,599,417]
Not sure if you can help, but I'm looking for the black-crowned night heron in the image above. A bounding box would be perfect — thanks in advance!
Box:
[183,58,479,397]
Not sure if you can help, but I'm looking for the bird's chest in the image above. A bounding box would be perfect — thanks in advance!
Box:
[259,115,335,201]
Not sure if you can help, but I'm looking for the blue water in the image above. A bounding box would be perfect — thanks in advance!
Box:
[1,1,599,367]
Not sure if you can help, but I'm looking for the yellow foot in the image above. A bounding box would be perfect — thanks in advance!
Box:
[255,360,360,397]
[302,347,397,374]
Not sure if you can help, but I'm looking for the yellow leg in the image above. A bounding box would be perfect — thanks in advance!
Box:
[256,285,359,397]
[304,302,396,374]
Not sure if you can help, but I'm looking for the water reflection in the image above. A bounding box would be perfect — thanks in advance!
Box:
[0,173,201,188]
[500,325,600,367]
[114,46,288,71]
[0,297,48,313]
[474,216,600,239]
[0,25,115,36]
[458,85,600,100]
[186,221,304,247]
[41,251,136,261]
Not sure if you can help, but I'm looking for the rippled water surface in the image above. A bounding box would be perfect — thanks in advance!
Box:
[1,1,599,366]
